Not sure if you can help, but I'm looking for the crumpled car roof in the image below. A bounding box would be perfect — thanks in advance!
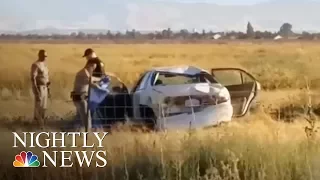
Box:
[150,65,209,75]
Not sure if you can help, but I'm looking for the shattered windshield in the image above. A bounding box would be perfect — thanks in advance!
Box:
[153,71,217,86]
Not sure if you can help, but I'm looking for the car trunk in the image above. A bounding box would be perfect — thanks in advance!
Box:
[151,83,228,117]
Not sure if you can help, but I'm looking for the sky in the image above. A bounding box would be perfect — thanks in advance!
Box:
[1,0,320,32]
[153,0,267,5]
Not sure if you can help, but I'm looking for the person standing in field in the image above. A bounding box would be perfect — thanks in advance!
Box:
[82,48,125,84]
[82,48,105,80]
[30,49,50,128]
[70,60,99,130]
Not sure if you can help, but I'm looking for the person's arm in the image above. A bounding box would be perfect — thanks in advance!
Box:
[86,63,101,88]
[30,63,40,96]
[105,71,116,77]
[47,65,50,86]
[91,76,101,83]
[89,64,100,83]
[97,59,123,83]
[105,71,125,84]
[46,65,51,98]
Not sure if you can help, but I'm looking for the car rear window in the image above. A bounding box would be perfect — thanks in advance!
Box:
[153,71,218,86]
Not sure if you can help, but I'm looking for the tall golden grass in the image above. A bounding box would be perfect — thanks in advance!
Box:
[1,42,320,99]
[0,116,319,180]
[0,42,319,179]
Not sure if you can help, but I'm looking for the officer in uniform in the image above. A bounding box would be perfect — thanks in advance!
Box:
[71,59,98,130]
[30,49,50,128]
[82,48,125,83]
[82,48,105,79]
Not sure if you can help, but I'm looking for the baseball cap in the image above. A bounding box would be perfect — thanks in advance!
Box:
[38,49,47,57]
[82,48,94,57]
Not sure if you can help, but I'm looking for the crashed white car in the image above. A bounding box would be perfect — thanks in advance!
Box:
[128,65,261,131]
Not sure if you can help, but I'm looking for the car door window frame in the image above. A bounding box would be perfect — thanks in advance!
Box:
[132,72,152,93]
[211,68,257,86]
[138,72,152,91]
[131,72,147,93]
[211,68,258,117]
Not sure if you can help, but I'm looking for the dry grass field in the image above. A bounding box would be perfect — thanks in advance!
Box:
[0,41,320,179]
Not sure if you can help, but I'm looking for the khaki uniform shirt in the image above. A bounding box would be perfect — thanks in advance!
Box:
[30,60,49,87]
[73,68,90,94]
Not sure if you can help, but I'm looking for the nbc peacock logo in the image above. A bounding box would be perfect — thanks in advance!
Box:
[13,151,40,167]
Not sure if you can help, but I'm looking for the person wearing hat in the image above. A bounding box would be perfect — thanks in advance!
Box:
[30,49,50,128]
[82,48,105,80]
[70,58,99,130]
[82,48,125,84]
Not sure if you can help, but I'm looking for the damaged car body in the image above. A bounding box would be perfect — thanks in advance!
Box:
[91,66,261,131]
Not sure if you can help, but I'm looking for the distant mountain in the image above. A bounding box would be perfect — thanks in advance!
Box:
[1,0,320,33]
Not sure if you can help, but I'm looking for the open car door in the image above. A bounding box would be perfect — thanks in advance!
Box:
[94,75,132,125]
[211,68,261,117]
